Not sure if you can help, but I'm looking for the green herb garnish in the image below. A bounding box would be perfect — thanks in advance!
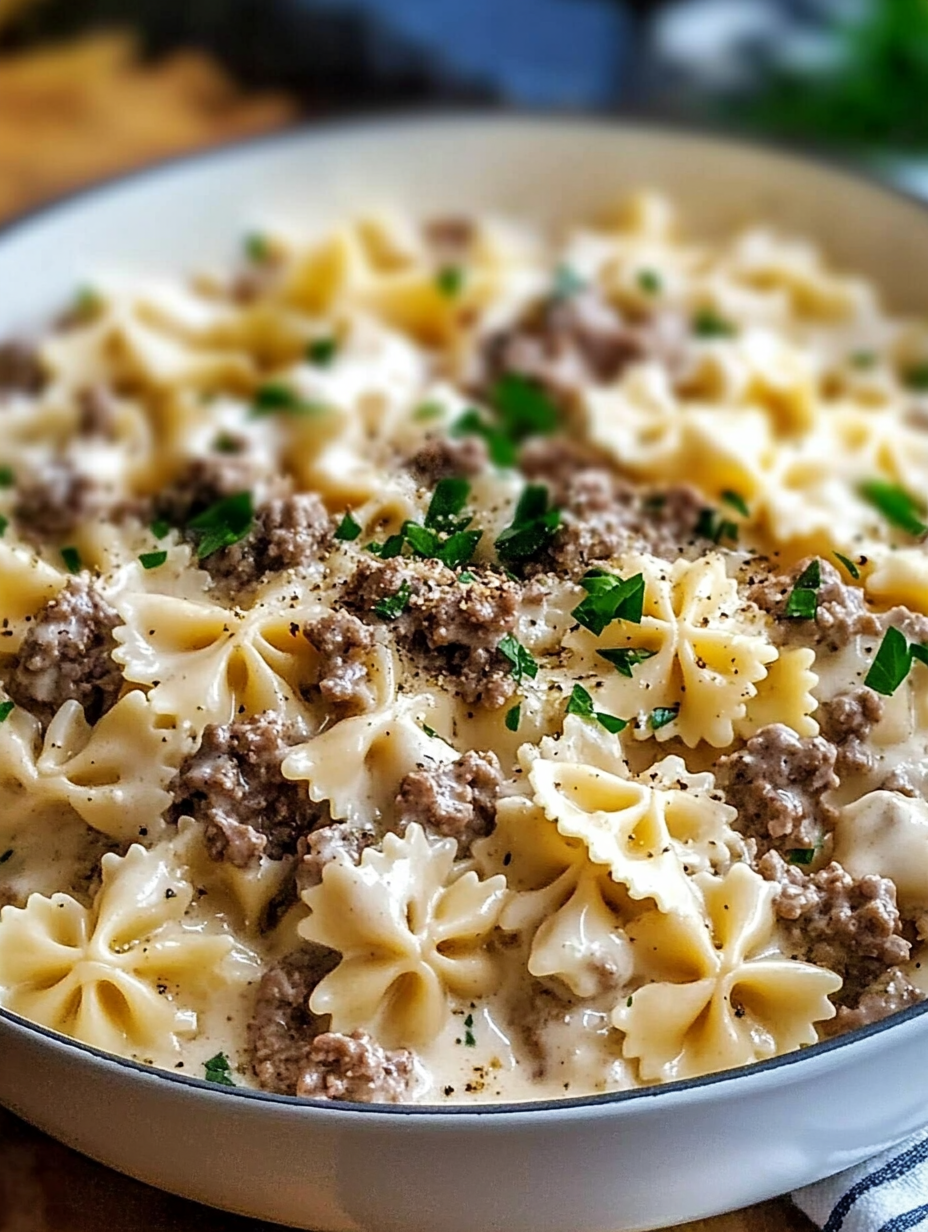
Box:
[498,634,538,684]
[212,432,241,455]
[413,401,444,422]
[850,350,877,369]
[787,848,816,866]
[204,1052,236,1087]
[649,705,679,731]
[150,518,171,540]
[859,479,927,537]
[0,515,7,538]
[306,337,338,367]
[335,512,362,542]
[505,704,521,732]
[0,701,13,724]
[695,507,739,545]
[374,581,412,621]
[596,646,657,677]
[436,265,465,298]
[784,558,822,620]
[0,465,14,488]
[865,626,914,696]
[421,722,439,739]
[366,533,406,560]
[566,683,627,733]
[451,408,516,468]
[721,490,750,518]
[244,232,270,263]
[693,308,735,339]
[425,478,471,531]
[463,1012,476,1047]
[495,484,561,563]
[904,362,928,391]
[251,382,322,418]
[71,285,104,321]
[834,552,861,580]
[637,269,662,295]
[139,550,168,571]
[492,373,559,441]
[553,264,586,299]
[572,569,645,636]
[60,546,82,574]
[187,491,254,560]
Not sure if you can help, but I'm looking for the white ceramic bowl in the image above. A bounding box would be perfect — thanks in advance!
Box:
[3,116,928,1232]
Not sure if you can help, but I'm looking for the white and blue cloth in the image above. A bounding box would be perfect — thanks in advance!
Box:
[794,1132,928,1231]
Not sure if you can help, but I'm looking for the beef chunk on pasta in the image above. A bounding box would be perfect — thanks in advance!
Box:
[817,688,885,780]
[302,610,376,709]
[247,947,340,1095]
[749,557,881,651]
[297,1030,414,1103]
[169,711,315,866]
[204,493,332,589]
[14,460,102,542]
[393,750,502,855]
[406,435,489,486]
[295,821,378,892]
[718,724,838,857]
[343,557,520,709]
[0,339,45,395]
[5,578,122,726]
[154,455,264,527]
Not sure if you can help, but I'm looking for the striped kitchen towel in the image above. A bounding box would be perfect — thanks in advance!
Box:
[793,1131,928,1231]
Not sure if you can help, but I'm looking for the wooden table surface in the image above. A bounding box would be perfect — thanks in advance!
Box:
[0,28,822,1232]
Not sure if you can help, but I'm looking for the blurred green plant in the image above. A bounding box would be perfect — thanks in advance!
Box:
[742,0,928,150]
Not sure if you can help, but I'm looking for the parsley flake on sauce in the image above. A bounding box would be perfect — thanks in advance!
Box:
[60,546,82,574]
[649,704,679,731]
[498,634,538,684]
[0,515,7,539]
[505,704,521,732]
[637,269,662,295]
[834,552,861,580]
[244,232,271,263]
[596,646,657,677]
[420,722,439,739]
[865,626,915,696]
[251,382,323,418]
[904,362,928,391]
[187,492,254,560]
[453,375,560,468]
[150,518,171,540]
[139,550,168,571]
[495,484,561,563]
[425,478,471,531]
[436,265,465,299]
[572,569,645,636]
[374,580,412,621]
[463,1012,477,1047]
[695,506,739,545]
[850,350,877,369]
[204,1052,236,1087]
[859,479,928,537]
[306,337,338,367]
[566,684,627,734]
[692,308,736,339]
[784,558,822,619]
[334,512,362,542]
[0,465,14,487]
[552,264,586,300]
[787,848,816,866]
[0,701,13,724]
[721,490,750,518]
[413,400,444,422]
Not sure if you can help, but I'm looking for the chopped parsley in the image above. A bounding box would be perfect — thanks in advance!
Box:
[572,569,645,636]
[649,704,679,731]
[244,232,270,263]
[787,848,816,866]
[0,465,14,487]
[904,362,928,391]
[458,571,475,584]
[865,626,922,696]
[70,285,105,321]
[150,518,171,540]
[552,264,586,299]
[505,704,521,732]
[0,515,7,538]
[566,683,627,734]
[420,722,439,739]
[187,491,254,560]
[850,350,877,369]
[451,408,517,468]
[204,1052,236,1087]
[60,546,82,574]
[389,480,482,568]
[695,506,739,545]
[306,337,338,366]
[139,550,168,571]
[436,265,465,298]
[495,484,561,563]
[637,269,662,295]
[334,511,362,542]
[452,373,560,467]
[366,533,406,559]
[834,552,861,580]
[498,634,538,684]
[859,479,927,537]
[463,1012,476,1047]
[721,489,750,518]
[784,558,822,620]
[692,308,735,339]
[251,382,322,418]
[374,581,412,621]
[425,478,471,531]
[212,431,241,455]
[596,646,657,677]
[0,701,13,724]
[413,401,444,422]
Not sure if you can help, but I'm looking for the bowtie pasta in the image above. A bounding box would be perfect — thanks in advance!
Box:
[1,194,927,1105]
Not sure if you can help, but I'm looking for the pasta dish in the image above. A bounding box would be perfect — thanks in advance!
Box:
[0,195,926,1104]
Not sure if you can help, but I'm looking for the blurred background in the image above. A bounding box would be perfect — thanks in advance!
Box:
[0,0,924,224]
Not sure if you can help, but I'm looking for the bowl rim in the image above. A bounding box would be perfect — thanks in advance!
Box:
[2,108,928,1118]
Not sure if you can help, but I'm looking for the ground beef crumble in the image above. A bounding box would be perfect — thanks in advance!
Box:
[749,557,881,650]
[14,460,102,541]
[302,611,375,709]
[393,750,502,854]
[817,688,885,779]
[154,454,265,526]
[204,493,332,588]
[169,711,315,866]
[295,820,379,892]
[297,1030,415,1102]
[406,435,489,485]
[342,557,520,709]
[0,340,45,394]
[247,947,340,1095]
[4,578,122,726]
[718,724,839,856]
